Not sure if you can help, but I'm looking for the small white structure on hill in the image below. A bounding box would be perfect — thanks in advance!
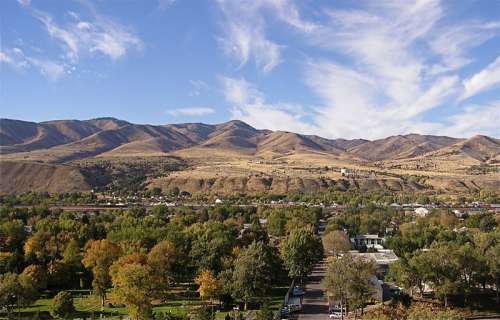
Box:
[414,207,429,217]
[215,198,223,204]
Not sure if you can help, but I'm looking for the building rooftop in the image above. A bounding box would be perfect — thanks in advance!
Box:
[349,249,399,265]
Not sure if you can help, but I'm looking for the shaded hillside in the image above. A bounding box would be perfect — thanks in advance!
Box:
[0,117,132,154]
[347,134,462,161]
[425,135,500,162]
[148,175,430,195]
[256,131,329,156]
[0,161,92,194]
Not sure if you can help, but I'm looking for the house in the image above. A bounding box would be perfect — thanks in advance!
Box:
[340,168,354,177]
[215,198,223,204]
[452,209,466,218]
[414,207,429,217]
[351,234,385,250]
[350,249,399,278]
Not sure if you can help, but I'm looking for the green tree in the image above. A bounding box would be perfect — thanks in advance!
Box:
[266,210,287,237]
[0,272,38,316]
[255,301,273,320]
[323,254,376,319]
[232,241,275,310]
[280,227,323,280]
[50,291,75,319]
[486,241,500,303]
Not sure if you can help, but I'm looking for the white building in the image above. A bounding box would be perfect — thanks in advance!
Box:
[414,207,429,217]
[351,234,385,250]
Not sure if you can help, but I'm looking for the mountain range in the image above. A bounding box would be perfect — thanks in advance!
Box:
[1,117,498,162]
[0,117,499,195]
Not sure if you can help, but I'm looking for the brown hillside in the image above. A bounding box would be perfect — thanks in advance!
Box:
[0,161,92,194]
[348,134,461,161]
[256,131,327,156]
[427,135,500,162]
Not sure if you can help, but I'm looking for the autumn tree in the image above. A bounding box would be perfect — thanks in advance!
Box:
[110,254,154,320]
[323,230,351,256]
[82,239,121,308]
[195,269,221,317]
[147,240,183,293]
[195,269,221,305]
[21,264,47,291]
[24,231,58,264]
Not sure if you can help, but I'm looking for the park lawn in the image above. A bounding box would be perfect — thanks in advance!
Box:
[5,285,288,319]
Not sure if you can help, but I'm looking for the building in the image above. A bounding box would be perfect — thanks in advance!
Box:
[414,207,429,217]
[351,234,385,250]
[350,249,399,278]
[340,168,354,176]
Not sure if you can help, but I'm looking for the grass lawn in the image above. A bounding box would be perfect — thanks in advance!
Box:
[1,286,289,319]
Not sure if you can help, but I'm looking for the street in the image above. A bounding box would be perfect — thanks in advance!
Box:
[297,259,329,319]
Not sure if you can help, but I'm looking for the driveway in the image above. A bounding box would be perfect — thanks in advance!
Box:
[297,259,329,319]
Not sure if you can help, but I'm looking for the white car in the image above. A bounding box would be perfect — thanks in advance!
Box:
[329,312,342,319]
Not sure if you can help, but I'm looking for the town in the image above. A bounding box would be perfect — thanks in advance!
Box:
[1,189,499,319]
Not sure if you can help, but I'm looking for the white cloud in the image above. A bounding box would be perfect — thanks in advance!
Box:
[461,56,500,101]
[221,76,319,133]
[428,22,500,74]
[22,2,142,64]
[167,107,215,117]
[16,0,31,7]
[26,57,65,80]
[188,80,209,97]
[0,47,65,80]
[214,0,499,138]
[0,48,29,70]
[216,0,316,73]
[158,0,175,11]
[442,102,500,138]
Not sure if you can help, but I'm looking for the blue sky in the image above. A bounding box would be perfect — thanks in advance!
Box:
[0,0,499,139]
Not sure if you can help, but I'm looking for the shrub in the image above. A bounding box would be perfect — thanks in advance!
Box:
[50,291,75,319]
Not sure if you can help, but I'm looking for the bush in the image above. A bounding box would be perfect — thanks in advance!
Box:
[50,291,75,319]
[407,306,462,320]
[255,302,274,320]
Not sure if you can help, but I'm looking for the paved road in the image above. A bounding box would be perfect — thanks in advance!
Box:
[297,259,330,319]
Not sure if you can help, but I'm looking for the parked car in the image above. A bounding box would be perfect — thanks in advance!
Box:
[329,306,345,319]
[292,286,305,296]
[287,303,303,313]
[280,306,289,319]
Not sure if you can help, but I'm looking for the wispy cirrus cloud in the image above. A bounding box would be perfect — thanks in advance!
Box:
[216,0,316,73]
[0,47,65,80]
[442,101,500,138]
[220,0,500,138]
[221,76,319,133]
[188,80,209,97]
[460,56,500,101]
[17,0,142,64]
[166,107,215,117]
[219,0,499,138]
